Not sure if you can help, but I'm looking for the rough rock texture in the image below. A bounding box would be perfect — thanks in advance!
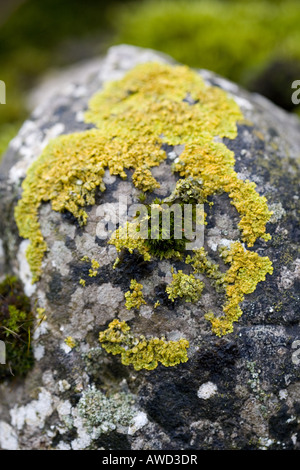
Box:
[0,45,300,450]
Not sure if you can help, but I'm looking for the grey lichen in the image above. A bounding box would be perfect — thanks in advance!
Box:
[77,385,136,437]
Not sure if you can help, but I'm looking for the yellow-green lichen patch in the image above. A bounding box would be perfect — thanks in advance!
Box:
[186,247,225,292]
[132,167,160,192]
[13,61,274,358]
[166,268,204,303]
[173,147,272,247]
[204,242,273,336]
[89,258,100,277]
[99,319,189,371]
[125,279,147,310]
[109,220,152,263]
[65,336,76,349]
[14,61,263,283]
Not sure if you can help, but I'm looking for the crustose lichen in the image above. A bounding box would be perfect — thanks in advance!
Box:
[99,319,189,371]
[13,61,273,369]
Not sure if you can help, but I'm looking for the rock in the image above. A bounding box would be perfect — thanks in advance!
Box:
[0,45,300,450]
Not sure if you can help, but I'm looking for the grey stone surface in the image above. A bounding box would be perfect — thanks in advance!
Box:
[0,45,300,450]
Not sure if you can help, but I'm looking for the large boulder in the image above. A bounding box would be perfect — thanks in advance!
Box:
[0,45,299,450]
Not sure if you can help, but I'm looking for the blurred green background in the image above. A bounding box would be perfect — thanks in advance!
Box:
[1,0,300,159]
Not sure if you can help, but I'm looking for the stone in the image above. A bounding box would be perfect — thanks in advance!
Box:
[0,45,299,450]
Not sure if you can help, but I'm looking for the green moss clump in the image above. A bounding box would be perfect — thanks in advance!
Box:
[0,276,34,380]
[114,0,300,89]
[109,179,206,263]
[0,122,21,161]
[99,319,189,371]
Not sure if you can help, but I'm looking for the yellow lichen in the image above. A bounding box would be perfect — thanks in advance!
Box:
[99,319,189,370]
[125,279,146,310]
[89,258,100,277]
[80,256,100,280]
[132,167,160,192]
[186,247,225,292]
[166,268,204,303]
[109,220,151,262]
[15,61,267,283]
[204,242,273,336]
[13,61,274,366]
[65,336,76,349]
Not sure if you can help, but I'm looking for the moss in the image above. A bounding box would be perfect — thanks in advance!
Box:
[99,319,189,371]
[114,0,300,94]
[125,279,146,310]
[110,179,205,263]
[166,268,204,303]
[0,276,34,380]
[109,220,152,264]
[36,307,47,323]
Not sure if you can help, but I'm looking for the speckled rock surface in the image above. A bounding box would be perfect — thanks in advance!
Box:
[0,45,300,450]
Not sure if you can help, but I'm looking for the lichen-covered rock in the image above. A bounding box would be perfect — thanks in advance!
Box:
[0,45,300,450]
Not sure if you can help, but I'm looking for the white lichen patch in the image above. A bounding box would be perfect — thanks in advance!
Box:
[138,305,153,320]
[197,382,218,400]
[10,389,54,431]
[33,344,45,361]
[232,94,253,111]
[58,380,71,393]
[33,319,49,341]
[16,240,37,297]
[0,421,19,450]
[128,412,148,435]
[60,342,72,354]
[268,202,286,223]
[95,283,125,322]
[278,259,300,290]
[279,389,288,400]
[50,241,73,276]
[9,121,65,184]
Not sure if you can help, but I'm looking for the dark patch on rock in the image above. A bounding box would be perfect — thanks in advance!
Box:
[93,432,131,451]
[269,404,299,448]
[46,270,63,302]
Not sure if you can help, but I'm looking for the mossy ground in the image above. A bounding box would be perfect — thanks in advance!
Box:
[0,276,34,380]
